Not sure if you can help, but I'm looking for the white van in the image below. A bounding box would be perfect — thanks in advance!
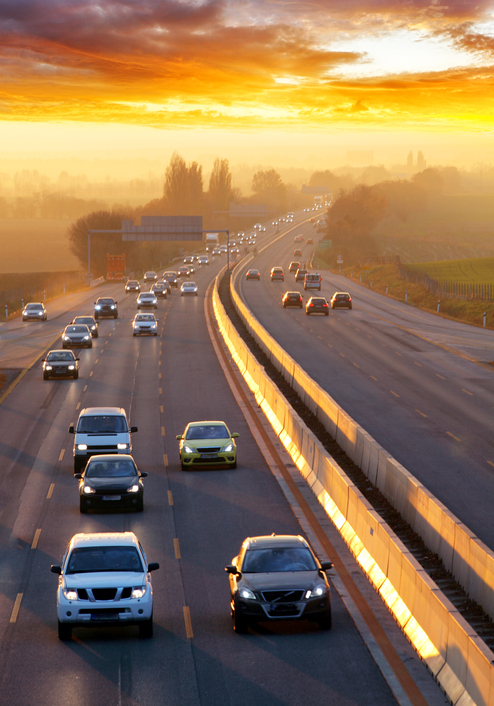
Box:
[69,407,138,473]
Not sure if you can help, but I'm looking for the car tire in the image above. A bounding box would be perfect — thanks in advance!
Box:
[325,312,329,316]
[229,460,237,470]
[114,314,117,319]
[88,343,92,349]
[139,615,153,638]
[318,612,332,630]
[80,502,88,514]
[43,372,49,380]
[133,332,136,336]
[233,608,249,634]
[58,621,72,640]
[349,305,352,310]
[306,311,310,315]
[136,499,144,512]
[73,371,79,379]
[180,461,188,471]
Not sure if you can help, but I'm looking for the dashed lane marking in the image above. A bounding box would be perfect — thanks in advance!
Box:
[10,594,23,623]
[183,607,193,638]
[58,449,65,462]
[47,483,55,499]
[174,538,181,559]
[447,431,461,442]
[32,529,41,550]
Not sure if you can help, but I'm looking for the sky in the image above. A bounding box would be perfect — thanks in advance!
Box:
[1,0,494,164]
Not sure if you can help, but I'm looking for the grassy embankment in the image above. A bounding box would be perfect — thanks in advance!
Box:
[312,255,494,330]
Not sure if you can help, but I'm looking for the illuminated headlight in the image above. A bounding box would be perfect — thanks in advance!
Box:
[45,365,53,371]
[64,336,70,341]
[183,444,195,454]
[222,442,234,453]
[238,587,256,600]
[77,444,87,451]
[95,305,101,310]
[68,365,75,370]
[305,586,326,599]
[63,589,78,601]
[110,305,116,309]
[131,586,146,599]
[83,335,90,340]
[150,323,157,328]
[83,485,96,494]
[117,443,129,450]
[126,484,140,494]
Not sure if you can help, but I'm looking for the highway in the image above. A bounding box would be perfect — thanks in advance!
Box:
[0,256,448,705]
[236,220,494,551]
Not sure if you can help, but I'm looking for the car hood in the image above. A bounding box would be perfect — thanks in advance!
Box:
[83,476,138,490]
[63,571,147,587]
[184,438,230,448]
[241,571,320,591]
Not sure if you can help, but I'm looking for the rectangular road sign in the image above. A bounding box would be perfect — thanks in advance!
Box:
[121,216,203,241]
[318,239,332,249]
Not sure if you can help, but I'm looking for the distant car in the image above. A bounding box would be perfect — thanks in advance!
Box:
[330,292,352,310]
[306,238,314,244]
[160,279,171,295]
[132,313,158,336]
[22,302,47,321]
[72,315,98,338]
[125,280,140,293]
[181,281,198,296]
[212,248,221,256]
[62,324,93,349]
[295,268,308,282]
[176,420,239,470]
[270,267,285,281]
[51,531,159,640]
[282,291,303,309]
[198,256,209,266]
[304,273,322,291]
[294,249,303,257]
[183,255,194,264]
[246,269,261,281]
[225,534,333,633]
[254,223,262,230]
[143,271,158,282]
[219,245,228,253]
[75,454,147,513]
[306,297,329,316]
[42,349,79,380]
[289,261,300,273]
[163,271,178,287]
[136,292,158,309]
[177,266,190,278]
[294,235,304,242]
[94,297,118,319]
[151,282,167,298]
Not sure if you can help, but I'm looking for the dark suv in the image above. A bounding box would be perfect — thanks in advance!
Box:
[94,297,118,319]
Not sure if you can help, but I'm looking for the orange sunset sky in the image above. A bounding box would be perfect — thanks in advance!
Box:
[1,0,494,164]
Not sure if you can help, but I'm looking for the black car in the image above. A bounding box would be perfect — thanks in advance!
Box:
[151,282,167,298]
[330,292,352,310]
[225,534,333,633]
[295,268,307,282]
[246,269,261,280]
[288,261,300,273]
[163,271,178,287]
[42,349,79,380]
[75,454,147,513]
[306,297,329,316]
[125,280,140,293]
[94,297,118,319]
[282,291,303,309]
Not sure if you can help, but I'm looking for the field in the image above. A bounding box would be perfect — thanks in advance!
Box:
[0,219,80,273]
[406,257,494,284]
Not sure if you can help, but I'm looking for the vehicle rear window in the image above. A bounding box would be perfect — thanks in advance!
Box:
[242,547,317,573]
[77,415,128,433]
[66,546,143,573]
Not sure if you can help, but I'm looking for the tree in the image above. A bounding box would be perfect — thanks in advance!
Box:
[251,168,287,214]
[66,209,137,277]
[163,152,203,215]
[208,158,234,213]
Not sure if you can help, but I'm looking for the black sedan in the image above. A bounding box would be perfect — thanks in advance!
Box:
[94,297,118,319]
[306,297,329,316]
[42,350,79,380]
[225,534,333,633]
[62,324,93,348]
[75,454,147,513]
[125,280,140,293]
[246,269,261,281]
[331,292,352,310]
[282,291,303,309]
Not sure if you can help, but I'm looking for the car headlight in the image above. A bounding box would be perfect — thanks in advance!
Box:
[68,365,75,370]
[131,586,146,599]
[117,443,129,450]
[83,336,90,340]
[183,444,195,454]
[305,586,327,599]
[77,444,87,451]
[127,484,140,493]
[222,442,234,453]
[95,305,101,310]
[83,485,96,494]
[64,336,70,341]
[238,587,256,600]
[63,589,78,601]
[111,305,115,309]
[45,365,52,370]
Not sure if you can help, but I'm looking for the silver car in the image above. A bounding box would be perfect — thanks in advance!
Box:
[180,281,198,296]
[23,302,47,321]
[62,324,92,349]
[132,313,158,336]
[136,292,158,309]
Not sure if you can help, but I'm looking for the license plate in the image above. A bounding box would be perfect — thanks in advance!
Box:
[102,495,121,501]
[91,613,115,621]
[201,453,218,459]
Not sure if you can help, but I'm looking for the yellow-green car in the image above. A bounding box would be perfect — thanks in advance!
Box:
[176,421,239,470]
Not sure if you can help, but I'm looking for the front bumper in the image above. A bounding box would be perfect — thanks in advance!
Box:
[57,586,153,625]
[234,593,330,622]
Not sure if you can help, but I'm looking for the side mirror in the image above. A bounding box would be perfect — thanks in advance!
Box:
[148,562,159,572]
[224,565,238,575]
[140,471,148,478]
[130,426,138,433]
[231,433,239,439]
[68,424,75,434]
[74,473,82,480]
[176,434,183,440]
[320,561,333,571]
[51,565,62,575]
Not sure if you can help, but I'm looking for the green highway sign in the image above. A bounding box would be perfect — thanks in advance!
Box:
[318,239,332,249]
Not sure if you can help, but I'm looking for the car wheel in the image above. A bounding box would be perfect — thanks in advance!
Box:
[88,343,93,349]
[349,305,352,310]
[73,371,79,379]
[133,332,136,336]
[94,315,99,320]
[139,615,153,638]
[114,314,117,319]
[94,333,99,338]
[136,499,144,512]
[306,311,309,315]
[229,460,237,470]
[80,502,88,514]
[62,344,67,349]
[58,621,72,640]
[181,462,188,471]
[43,372,49,380]
[233,608,249,634]
[325,312,329,316]
[318,612,332,630]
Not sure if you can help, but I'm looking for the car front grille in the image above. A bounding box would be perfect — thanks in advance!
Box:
[93,588,118,600]
[76,587,133,601]
[261,590,305,603]
[196,446,222,453]
[86,445,119,451]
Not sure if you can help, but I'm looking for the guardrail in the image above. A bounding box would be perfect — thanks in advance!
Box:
[211,265,494,706]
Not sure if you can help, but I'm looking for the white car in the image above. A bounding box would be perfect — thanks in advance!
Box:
[136,292,158,309]
[22,302,47,321]
[132,313,158,336]
[51,532,159,640]
[181,281,198,296]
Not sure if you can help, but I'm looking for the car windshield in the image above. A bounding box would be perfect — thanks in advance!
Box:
[98,299,114,305]
[242,547,317,573]
[141,294,154,298]
[77,415,127,433]
[183,282,196,287]
[66,326,87,333]
[164,272,176,278]
[85,459,137,478]
[136,314,155,321]
[47,351,74,361]
[26,304,42,310]
[185,424,229,440]
[66,546,143,574]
